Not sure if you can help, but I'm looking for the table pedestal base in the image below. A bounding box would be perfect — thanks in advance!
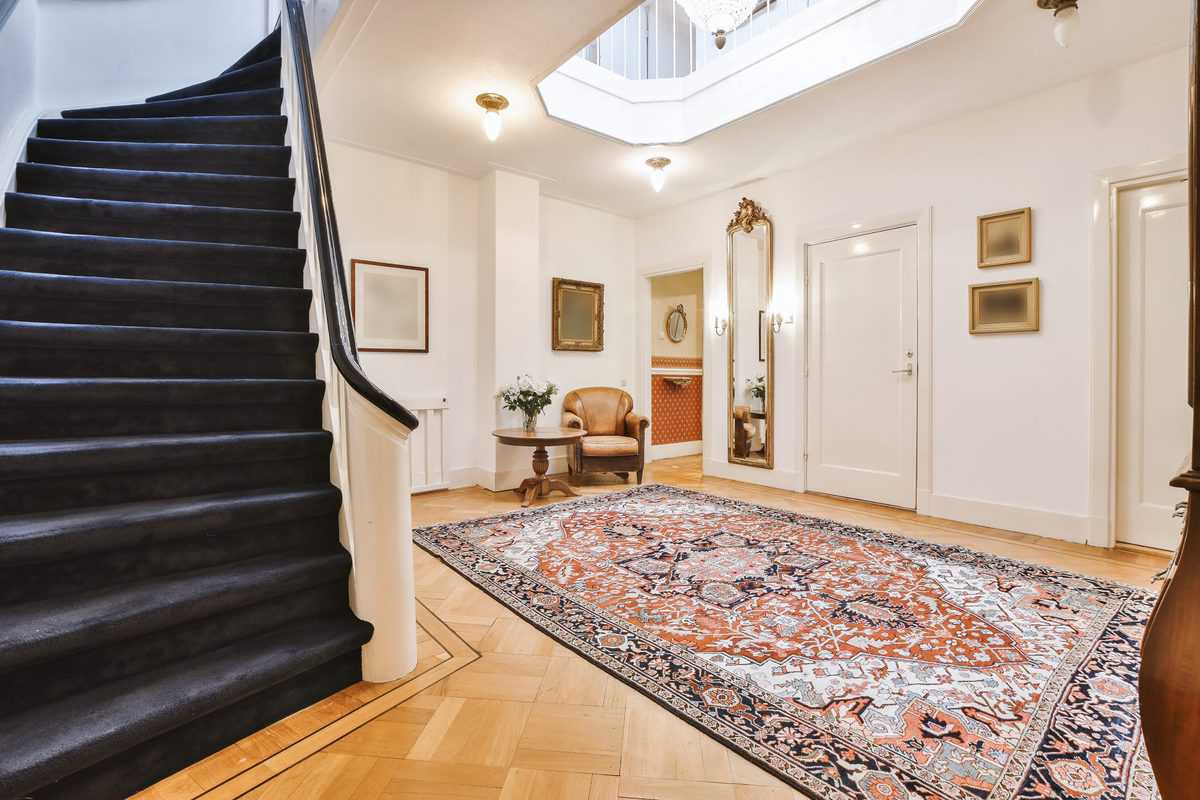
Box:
[513,446,579,507]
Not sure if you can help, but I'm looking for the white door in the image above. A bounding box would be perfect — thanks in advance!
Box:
[1116,179,1190,550]
[806,226,918,508]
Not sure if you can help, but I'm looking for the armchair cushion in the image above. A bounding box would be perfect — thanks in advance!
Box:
[581,435,640,457]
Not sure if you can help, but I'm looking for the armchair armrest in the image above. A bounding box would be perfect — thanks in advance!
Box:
[625,412,649,441]
[562,411,585,430]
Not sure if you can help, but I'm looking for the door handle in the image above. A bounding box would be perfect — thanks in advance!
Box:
[891,366,913,376]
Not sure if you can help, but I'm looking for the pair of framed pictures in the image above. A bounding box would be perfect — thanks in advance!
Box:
[971,208,1039,334]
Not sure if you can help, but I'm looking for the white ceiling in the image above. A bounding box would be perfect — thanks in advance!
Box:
[317,0,1190,219]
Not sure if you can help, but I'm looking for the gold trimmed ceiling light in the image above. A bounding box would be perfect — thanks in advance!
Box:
[1037,0,1080,48]
[646,157,671,193]
[475,93,509,141]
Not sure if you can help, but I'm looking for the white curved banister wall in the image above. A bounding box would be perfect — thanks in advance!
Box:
[280,13,418,683]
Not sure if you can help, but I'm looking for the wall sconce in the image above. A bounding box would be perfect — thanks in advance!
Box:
[475,93,509,141]
[768,295,795,334]
[714,315,728,336]
[1037,0,1080,48]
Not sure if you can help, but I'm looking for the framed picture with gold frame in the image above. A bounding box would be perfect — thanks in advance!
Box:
[977,207,1032,268]
[969,278,1040,334]
[552,277,604,351]
[350,258,429,353]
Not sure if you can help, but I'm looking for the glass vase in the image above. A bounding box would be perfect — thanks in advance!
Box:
[522,412,538,433]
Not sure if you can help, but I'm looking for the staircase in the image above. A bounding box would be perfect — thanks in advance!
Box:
[0,28,374,800]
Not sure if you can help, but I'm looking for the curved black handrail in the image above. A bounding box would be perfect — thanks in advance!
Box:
[282,0,419,431]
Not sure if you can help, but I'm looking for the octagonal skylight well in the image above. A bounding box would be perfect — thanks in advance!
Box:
[537,0,982,144]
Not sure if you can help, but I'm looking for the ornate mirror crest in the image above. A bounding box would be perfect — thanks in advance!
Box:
[727,197,768,234]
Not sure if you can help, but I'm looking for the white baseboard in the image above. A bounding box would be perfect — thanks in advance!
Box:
[651,441,702,461]
[0,108,39,223]
[703,458,804,492]
[474,456,571,493]
[448,467,483,490]
[926,492,1090,544]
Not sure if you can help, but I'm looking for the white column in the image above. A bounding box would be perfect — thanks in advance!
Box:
[476,171,542,490]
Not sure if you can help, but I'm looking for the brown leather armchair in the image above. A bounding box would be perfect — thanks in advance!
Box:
[562,387,649,484]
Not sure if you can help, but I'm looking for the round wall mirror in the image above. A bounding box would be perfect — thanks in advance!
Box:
[665,305,688,343]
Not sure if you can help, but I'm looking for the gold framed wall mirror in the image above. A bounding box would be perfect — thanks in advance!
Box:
[552,277,605,351]
[726,197,774,469]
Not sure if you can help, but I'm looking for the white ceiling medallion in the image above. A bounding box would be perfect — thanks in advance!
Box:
[677,0,756,49]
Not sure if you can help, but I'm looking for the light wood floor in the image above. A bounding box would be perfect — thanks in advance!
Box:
[145,455,1169,800]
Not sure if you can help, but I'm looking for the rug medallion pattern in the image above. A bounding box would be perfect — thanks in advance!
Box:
[415,486,1159,800]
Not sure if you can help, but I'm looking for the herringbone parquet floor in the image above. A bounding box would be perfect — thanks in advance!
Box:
[141,456,1168,800]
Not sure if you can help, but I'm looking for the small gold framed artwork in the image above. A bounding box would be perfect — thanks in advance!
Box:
[977,207,1032,268]
[552,277,604,351]
[969,278,1039,334]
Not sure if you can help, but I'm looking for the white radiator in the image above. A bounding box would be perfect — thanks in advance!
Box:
[402,396,449,494]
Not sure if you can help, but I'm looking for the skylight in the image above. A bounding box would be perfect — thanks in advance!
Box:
[538,0,982,145]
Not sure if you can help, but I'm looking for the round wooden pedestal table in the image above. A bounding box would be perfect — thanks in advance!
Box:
[492,427,587,507]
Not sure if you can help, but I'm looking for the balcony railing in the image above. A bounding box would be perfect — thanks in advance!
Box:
[578,0,832,80]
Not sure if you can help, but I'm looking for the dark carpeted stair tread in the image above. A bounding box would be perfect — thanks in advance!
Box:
[26,138,292,177]
[147,57,282,103]
[0,615,372,800]
[0,551,351,671]
[222,27,280,75]
[16,163,296,210]
[0,376,324,438]
[0,269,311,331]
[0,484,340,565]
[62,88,283,120]
[0,320,317,379]
[0,319,316,354]
[0,430,332,481]
[38,115,287,146]
[5,192,301,248]
[0,228,304,287]
[0,376,322,405]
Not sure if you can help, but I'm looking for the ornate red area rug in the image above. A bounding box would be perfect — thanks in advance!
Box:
[414,485,1159,800]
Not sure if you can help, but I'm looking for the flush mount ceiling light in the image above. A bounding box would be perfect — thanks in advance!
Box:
[475,93,509,141]
[645,157,671,192]
[677,0,755,49]
[1037,0,1080,48]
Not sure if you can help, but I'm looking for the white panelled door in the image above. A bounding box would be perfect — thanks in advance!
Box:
[1116,179,1190,550]
[806,226,918,508]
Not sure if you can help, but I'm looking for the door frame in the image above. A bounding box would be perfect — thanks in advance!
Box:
[637,256,708,464]
[1088,157,1187,548]
[798,208,933,514]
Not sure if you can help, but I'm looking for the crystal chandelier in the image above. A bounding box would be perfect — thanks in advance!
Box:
[677,0,756,49]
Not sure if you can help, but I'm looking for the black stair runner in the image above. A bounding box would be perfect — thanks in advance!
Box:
[0,29,373,800]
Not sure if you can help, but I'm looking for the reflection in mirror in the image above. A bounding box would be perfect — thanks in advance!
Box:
[726,198,773,468]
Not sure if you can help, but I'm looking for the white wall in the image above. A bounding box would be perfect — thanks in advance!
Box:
[327,142,638,489]
[327,142,480,483]
[636,47,1189,541]
[541,196,638,397]
[35,0,272,110]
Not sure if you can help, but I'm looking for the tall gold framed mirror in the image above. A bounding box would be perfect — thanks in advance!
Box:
[726,197,774,469]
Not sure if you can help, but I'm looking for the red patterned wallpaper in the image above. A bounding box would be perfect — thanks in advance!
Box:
[651,357,703,446]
